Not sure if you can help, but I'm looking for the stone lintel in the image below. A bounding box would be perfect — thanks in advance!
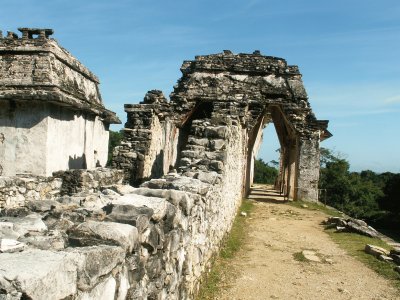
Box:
[18,28,54,39]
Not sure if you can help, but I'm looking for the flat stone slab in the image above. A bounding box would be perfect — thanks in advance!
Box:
[0,238,26,253]
[0,214,47,236]
[114,194,170,222]
[365,244,389,258]
[302,250,321,262]
[68,220,138,252]
[0,249,78,299]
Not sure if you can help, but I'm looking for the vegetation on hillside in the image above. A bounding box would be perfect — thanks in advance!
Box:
[319,148,400,234]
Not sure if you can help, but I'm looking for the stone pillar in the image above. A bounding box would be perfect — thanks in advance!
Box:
[296,135,320,201]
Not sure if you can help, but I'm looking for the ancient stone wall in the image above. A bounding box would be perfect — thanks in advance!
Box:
[0,168,123,210]
[112,91,180,185]
[0,175,62,209]
[0,122,245,299]
[113,51,331,201]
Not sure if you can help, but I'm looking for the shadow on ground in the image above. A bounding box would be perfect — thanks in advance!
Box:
[247,185,290,204]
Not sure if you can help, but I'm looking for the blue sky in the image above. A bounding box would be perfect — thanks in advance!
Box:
[1,0,399,172]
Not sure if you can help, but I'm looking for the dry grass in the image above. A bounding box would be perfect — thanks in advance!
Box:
[196,199,254,299]
[326,229,400,290]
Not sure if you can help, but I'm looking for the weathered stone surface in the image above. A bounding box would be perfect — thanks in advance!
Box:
[324,216,378,238]
[0,239,26,253]
[114,193,172,222]
[0,176,61,209]
[66,246,125,291]
[109,184,137,195]
[0,249,78,299]
[104,204,152,233]
[76,275,117,300]
[68,220,138,252]
[0,222,19,239]
[378,254,393,263]
[25,199,60,212]
[302,250,321,262]
[0,214,47,236]
[364,244,389,258]
[19,230,66,250]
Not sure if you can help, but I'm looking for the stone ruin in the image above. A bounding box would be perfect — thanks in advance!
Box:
[112,50,331,200]
[0,29,330,299]
[0,28,120,177]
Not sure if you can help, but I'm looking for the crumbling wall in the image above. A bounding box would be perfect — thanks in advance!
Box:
[0,175,62,209]
[0,168,123,210]
[114,51,331,201]
[0,121,246,299]
[112,91,180,185]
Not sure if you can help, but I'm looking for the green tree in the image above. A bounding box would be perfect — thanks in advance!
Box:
[319,149,383,219]
[107,130,123,165]
[380,174,400,215]
[253,158,278,184]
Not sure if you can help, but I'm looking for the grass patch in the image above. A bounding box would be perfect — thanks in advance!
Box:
[326,229,400,290]
[197,199,254,299]
[293,251,308,262]
[288,200,343,217]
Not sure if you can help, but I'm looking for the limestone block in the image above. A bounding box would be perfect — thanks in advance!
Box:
[110,184,136,195]
[65,245,125,291]
[0,239,26,253]
[364,244,389,258]
[0,249,78,299]
[116,266,130,300]
[140,224,164,254]
[209,139,225,151]
[76,275,116,300]
[68,220,138,252]
[114,193,171,222]
[204,126,228,139]
[167,176,211,196]
[25,199,60,212]
[19,230,65,250]
[196,171,219,184]
[1,214,47,236]
[105,204,152,233]
[0,222,19,239]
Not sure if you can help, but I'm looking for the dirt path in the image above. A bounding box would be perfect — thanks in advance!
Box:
[218,185,399,300]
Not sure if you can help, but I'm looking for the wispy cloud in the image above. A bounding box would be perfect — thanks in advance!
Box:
[384,95,400,104]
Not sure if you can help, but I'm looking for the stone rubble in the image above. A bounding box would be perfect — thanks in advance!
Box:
[323,216,379,238]
[325,217,400,275]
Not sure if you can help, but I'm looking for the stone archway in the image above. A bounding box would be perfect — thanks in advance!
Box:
[113,50,331,201]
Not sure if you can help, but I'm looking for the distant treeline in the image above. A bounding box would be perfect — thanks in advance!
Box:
[319,148,400,233]
[253,149,399,233]
[253,158,278,185]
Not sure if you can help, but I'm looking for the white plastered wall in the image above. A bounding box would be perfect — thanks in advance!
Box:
[0,101,109,177]
[46,106,109,175]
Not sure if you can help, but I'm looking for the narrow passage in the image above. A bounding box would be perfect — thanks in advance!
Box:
[218,184,399,300]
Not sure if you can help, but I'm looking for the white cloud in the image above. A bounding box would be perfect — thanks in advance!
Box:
[384,95,400,104]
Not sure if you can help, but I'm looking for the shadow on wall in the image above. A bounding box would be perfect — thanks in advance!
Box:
[151,150,164,179]
[69,154,87,169]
